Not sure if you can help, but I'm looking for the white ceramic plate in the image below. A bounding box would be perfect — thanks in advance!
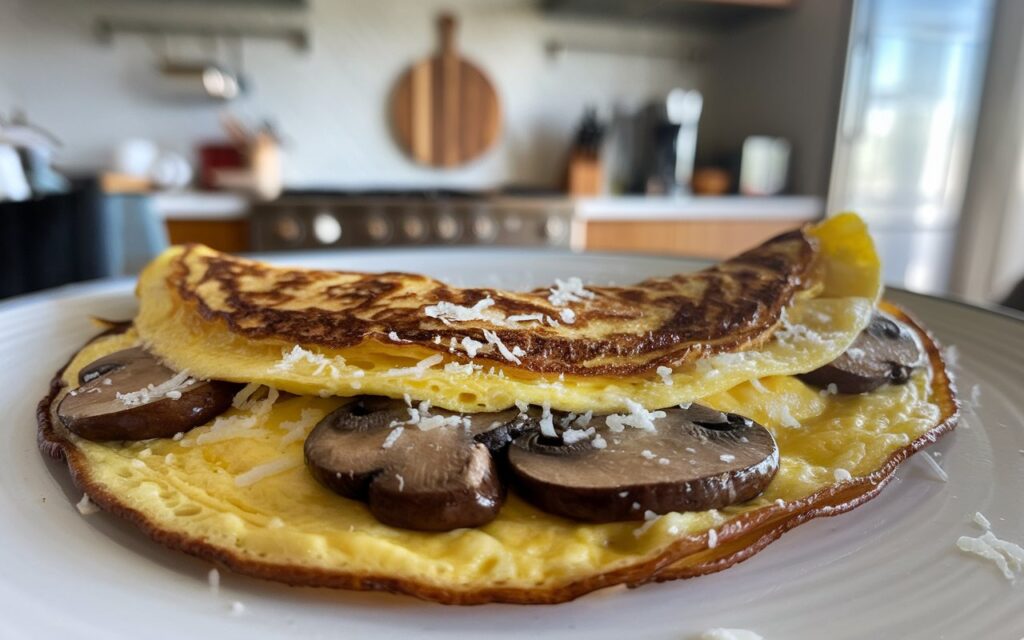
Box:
[2,249,1022,640]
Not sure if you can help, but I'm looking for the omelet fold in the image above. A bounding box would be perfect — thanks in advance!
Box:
[133,214,880,413]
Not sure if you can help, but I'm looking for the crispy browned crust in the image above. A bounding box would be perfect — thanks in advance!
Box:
[652,301,959,582]
[36,302,958,605]
[166,230,818,376]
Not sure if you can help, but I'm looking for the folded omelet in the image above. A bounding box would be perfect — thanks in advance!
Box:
[38,213,957,604]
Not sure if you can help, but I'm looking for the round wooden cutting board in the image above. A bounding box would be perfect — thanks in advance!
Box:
[390,14,501,168]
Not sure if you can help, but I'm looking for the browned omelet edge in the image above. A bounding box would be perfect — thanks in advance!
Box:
[36,302,958,606]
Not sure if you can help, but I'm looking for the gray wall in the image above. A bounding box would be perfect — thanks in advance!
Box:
[0,0,709,190]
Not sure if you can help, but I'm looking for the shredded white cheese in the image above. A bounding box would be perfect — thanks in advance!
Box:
[833,468,852,482]
[506,313,545,324]
[381,354,444,378]
[539,402,557,438]
[605,399,666,433]
[920,451,948,482]
[633,510,661,537]
[76,494,98,516]
[591,434,607,449]
[719,453,736,463]
[271,345,347,378]
[387,331,410,343]
[562,427,595,444]
[232,382,261,409]
[197,387,280,445]
[460,336,484,358]
[640,449,656,460]
[548,277,595,306]
[656,365,674,386]
[957,528,1024,582]
[234,457,301,487]
[278,408,325,446]
[773,404,802,429]
[444,361,481,375]
[707,528,718,548]
[973,512,992,530]
[425,297,504,325]
[482,329,522,365]
[559,308,576,324]
[382,426,404,449]
[115,370,195,406]
[396,401,471,432]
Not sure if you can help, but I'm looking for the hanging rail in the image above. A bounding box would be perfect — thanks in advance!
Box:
[94,18,310,52]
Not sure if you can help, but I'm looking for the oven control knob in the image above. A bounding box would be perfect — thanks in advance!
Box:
[313,212,343,244]
[503,213,524,234]
[366,213,392,243]
[543,215,568,244]
[436,212,462,243]
[402,214,427,242]
[274,213,304,244]
[471,213,498,243]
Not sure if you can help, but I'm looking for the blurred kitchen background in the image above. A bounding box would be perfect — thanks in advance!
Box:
[2,0,1022,310]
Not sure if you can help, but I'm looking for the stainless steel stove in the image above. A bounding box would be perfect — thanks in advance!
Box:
[250,191,577,252]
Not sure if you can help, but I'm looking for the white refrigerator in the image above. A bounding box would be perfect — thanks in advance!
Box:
[827,0,994,294]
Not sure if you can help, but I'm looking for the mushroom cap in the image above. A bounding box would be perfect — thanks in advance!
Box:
[508,404,779,522]
[57,347,239,441]
[801,312,922,394]
[304,397,525,531]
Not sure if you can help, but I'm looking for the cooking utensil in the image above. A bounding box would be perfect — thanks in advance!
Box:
[667,88,702,193]
[390,13,501,168]
[158,61,243,102]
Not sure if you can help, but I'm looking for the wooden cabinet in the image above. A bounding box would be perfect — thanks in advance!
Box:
[581,218,809,259]
[165,219,250,253]
[151,192,252,253]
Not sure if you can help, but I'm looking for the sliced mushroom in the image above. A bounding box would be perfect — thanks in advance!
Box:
[800,312,922,394]
[507,404,779,522]
[57,347,240,441]
[304,397,530,531]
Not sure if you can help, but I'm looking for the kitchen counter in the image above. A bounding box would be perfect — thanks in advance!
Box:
[573,195,823,221]
[575,195,823,259]
[151,191,251,221]
[149,191,251,253]
[149,192,823,222]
